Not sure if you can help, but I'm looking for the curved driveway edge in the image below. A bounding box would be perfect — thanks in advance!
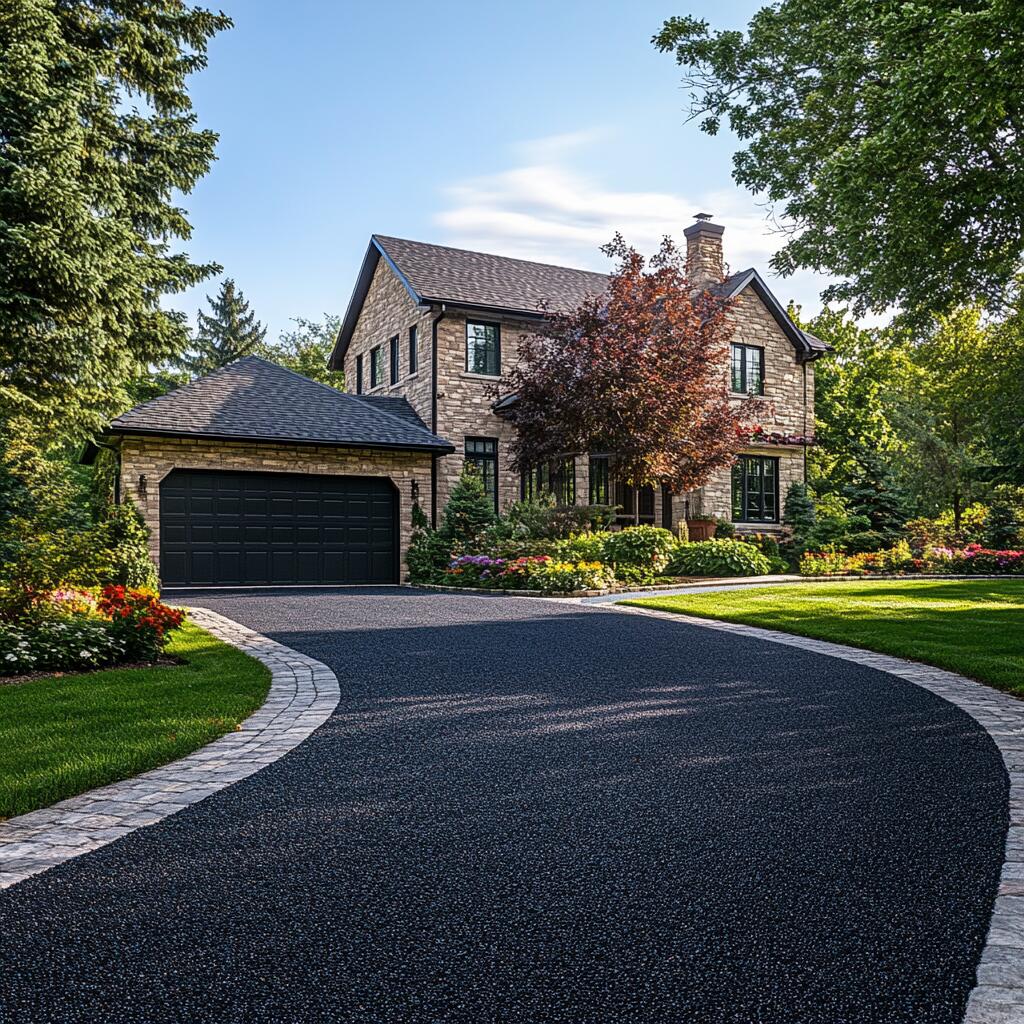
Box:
[0,606,340,891]
[615,602,1024,1024]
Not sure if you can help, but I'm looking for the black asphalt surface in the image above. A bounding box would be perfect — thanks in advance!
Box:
[0,588,1008,1023]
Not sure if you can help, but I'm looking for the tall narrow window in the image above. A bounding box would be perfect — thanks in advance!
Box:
[389,335,399,385]
[355,354,364,395]
[588,456,609,505]
[466,321,501,376]
[731,343,765,395]
[370,345,383,388]
[731,455,779,522]
[408,325,418,374]
[551,456,576,506]
[614,482,656,525]
[465,437,498,511]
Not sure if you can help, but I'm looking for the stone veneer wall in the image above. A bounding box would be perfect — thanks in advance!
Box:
[343,259,814,530]
[119,436,433,578]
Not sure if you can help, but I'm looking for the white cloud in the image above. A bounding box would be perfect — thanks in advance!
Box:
[435,131,888,323]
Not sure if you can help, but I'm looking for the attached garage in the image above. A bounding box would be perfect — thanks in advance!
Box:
[159,469,398,587]
[87,357,454,588]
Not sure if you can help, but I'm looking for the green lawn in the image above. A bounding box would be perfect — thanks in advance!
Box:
[624,579,1024,696]
[0,621,270,821]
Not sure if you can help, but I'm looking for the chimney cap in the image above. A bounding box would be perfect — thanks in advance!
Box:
[694,212,714,221]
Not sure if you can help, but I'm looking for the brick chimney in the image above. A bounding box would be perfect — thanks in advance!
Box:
[683,213,725,285]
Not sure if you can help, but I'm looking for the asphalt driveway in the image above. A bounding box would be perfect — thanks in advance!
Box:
[0,588,1008,1023]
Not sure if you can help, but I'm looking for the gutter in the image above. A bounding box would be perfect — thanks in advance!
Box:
[430,304,447,527]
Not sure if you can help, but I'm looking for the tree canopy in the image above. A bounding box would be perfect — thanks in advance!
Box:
[262,316,345,389]
[0,0,230,438]
[175,279,266,378]
[505,235,753,494]
[655,1,1024,322]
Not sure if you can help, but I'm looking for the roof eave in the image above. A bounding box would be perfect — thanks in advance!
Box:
[722,269,825,360]
[107,425,455,455]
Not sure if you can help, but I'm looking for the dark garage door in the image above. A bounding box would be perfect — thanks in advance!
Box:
[159,469,397,587]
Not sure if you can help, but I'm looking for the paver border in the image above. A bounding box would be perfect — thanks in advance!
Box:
[612,601,1024,1023]
[0,606,340,891]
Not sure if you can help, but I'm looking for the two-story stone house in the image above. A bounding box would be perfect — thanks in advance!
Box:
[93,216,825,588]
[331,216,826,536]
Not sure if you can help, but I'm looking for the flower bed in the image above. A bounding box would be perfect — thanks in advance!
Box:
[0,586,185,677]
[800,541,1024,577]
[443,554,615,594]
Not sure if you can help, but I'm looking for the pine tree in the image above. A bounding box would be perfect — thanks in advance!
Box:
[175,279,267,378]
[439,466,496,549]
[782,482,817,541]
[0,1,230,438]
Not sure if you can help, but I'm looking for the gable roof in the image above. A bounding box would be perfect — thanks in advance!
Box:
[104,357,454,453]
[331,235,829,368]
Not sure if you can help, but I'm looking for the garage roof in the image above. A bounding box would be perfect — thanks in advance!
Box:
[104,357,455,453]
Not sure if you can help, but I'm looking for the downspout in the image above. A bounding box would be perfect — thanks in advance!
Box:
[802,361,809,485]
[430,304,447,528]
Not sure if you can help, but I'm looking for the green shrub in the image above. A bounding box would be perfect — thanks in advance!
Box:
[782,482,816,538]
[520,559,614,593]
[491,495,615,541]
[0,616,125,675]
[713,519,735,538]
[99,500,158,589]
[556,532,608,562]
[985,488,1023,549]
[406,527,452,584]
[603,525,678,572]
[487,538,563,560]
[668,539,772,577]
[843,530,889,554]
[611,563,658,586]
[799,548,847,576]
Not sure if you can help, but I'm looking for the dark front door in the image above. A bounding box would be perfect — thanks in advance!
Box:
[159,469,397,587]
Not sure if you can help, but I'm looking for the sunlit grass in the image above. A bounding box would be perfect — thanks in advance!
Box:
[0,621,270,820]
[625,580,1024,695]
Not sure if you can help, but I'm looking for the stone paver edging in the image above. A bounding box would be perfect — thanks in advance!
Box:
[614,601,1024,1024]
[0,606,340,891]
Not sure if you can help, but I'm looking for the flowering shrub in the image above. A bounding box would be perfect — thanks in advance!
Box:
[96,586,185,661]
[0,617,125,674]
[519,559,615,593]
[800,541,1024,576]
[444,554,508,586]
[668,539,772,577]
[556,532,608,563]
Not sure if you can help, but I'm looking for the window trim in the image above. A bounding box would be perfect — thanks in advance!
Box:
[731,343,765,396]
[465,320,501,377]
[464,436,499,512]
[731,454,780,523]
[355,353,364,395]
[408,325,418,375]
[389,335,399,386]
[369,345,383,389]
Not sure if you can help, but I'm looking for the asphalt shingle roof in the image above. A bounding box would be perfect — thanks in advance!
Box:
[374,235,610,315]
[352,394,430,431]
[108,357,453,452]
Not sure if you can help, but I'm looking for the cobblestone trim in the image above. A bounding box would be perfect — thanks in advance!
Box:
[0,607,339,891]
[615,602,1024,1024]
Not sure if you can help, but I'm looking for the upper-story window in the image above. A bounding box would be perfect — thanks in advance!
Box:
[355,354,364,395]
[731,343,765,396]
[466,321,500,376]
[389,335,399,386]
[370,345,383,389]
[408,325,418,375]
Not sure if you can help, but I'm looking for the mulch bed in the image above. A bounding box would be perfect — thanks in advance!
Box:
[0,654,185,688]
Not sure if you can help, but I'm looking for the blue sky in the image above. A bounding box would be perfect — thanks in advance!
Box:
[173,0,839,339]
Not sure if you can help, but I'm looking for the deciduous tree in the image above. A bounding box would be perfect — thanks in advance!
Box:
[505,235,754,506]
[655,1,1024,322]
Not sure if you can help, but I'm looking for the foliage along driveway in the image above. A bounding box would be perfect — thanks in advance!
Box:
[0,587,1008,1023]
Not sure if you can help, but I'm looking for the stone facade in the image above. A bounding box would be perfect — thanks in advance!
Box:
[343,253,815,535]
[119,436,433,578]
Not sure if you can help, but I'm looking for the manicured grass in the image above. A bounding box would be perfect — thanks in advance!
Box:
[624,579,1024,696]
[0,622,270,821]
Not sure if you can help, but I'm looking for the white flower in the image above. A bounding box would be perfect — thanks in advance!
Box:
[4,654,16,661]
[79,650,92,658]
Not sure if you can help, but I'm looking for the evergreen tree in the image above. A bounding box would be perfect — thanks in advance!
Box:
[439,466,496,549]
[840,448,909,538]
[176,279,267,378]
[0,1,230,438]
[782,482,816,540]
[985,488,1023,549]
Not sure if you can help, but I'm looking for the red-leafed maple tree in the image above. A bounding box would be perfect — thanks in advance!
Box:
[504,234,756,515]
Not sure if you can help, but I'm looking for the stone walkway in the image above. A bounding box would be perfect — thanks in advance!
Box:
[0,606,340,890]
[615,602,1024,1024]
